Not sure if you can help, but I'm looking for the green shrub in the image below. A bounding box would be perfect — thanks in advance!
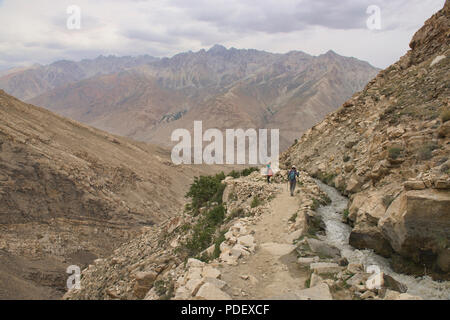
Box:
[241,167,259,177]
[388,147,402,159]
[289,212,298,223]
[418,142,438,161]
[227,208,246,221]
[183,204,226,258]
[311,198,321,211]
[317,172,336,185]
[227,170,241,179]
[342,209,349,219]
[441,109,450,123]
[153,279,175,300]
[251,196,262,208]
[185,172,226,213]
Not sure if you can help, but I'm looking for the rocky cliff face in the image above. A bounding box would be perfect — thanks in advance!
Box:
[0,90,215,298]
[281,1,449,279]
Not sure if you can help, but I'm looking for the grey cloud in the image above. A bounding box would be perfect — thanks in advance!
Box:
[168,0,418,33]
[123,29,180,45]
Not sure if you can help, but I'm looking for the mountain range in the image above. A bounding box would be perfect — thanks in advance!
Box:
[0,46,379,151]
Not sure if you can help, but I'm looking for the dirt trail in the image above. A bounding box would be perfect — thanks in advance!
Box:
[220,184,309,299]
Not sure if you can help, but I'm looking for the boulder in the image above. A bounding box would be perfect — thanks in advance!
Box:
[346,176,363,194]
[237,235,256,252]
[204,277,227,290]
[437,248,450,272]
[195,283,232,300]
[349,191,388,225]
[306,238,341,258]
[202,266,221,279]
[185,278,204,296]
[379,189,450,267]
[295,283,333,300]
[186,267,203,281]
[297,256,320,266]
[438,121,450,138]
[310,273,324,287]
[349,223,393,257]
[403,180,426,190]
[383,289,423,300]
[347,263,364,274]
[219,249,241,265]
[133,271,158,299]
[186,258,205,268]
[134,271,158,287]
[310,262,343,275]
[346,273,370,287]
[383,274,407,293]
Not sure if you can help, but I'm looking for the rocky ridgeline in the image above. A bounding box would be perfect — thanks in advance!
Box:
[281,2,450,279]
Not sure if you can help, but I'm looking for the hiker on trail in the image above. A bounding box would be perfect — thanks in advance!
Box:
[287,166,299,196]
[266,164,273,184]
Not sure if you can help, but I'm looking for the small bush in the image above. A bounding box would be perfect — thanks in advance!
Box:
[251,196,262,208]
[153,279,175,300]
[183,205,226,258]
[342,209,349,219]
[311,198,321,211]
[289,212,298,223]
[185,172,226,213]
[441,109,450,123]
[343,155,351,163]
[418,142,438,161]
[227,170,241,179]
[388,147,402,159]
[227,208,246,221]
[241,167,259,177]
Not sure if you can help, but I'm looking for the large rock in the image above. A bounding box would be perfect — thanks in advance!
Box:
[295,283,333,300]
[133,271,158,299]
[195,283,232,300]
[349,191,389,224]
[310,262,342,275]
[237,235,256,252]
[202,266,221,279]
[379,189,450,268]
[438,121,450,138]
[383,274,408,293]
[269,283,333,300]
[349,223,393,257]
[305,238,340,258]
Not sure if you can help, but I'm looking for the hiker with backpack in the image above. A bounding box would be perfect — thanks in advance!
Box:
[287,166,300,196]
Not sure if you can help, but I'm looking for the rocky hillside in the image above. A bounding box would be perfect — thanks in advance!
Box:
[65,170,434,300]
[281,1,449,279]
[24,47,379,150]
[0,90,217,299]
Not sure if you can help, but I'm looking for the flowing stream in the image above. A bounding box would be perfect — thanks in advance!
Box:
[314,179,450,300]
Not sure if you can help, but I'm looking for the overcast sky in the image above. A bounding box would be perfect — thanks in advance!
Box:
[0,0,445,70]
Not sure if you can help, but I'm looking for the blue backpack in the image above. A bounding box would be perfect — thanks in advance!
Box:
[288,170,297,181]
